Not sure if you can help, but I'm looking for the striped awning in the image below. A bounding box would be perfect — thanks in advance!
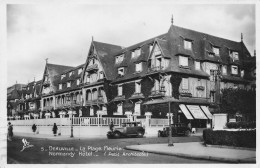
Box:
[179,104,193,120]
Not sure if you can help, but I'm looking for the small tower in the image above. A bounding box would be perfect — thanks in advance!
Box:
[241,33,243,42]
[171,15,174,25]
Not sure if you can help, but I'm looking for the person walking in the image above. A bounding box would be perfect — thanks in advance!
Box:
[32,124,37,134]
[52,123,58,136]
[109,121,114,132]
[7,122,13,141]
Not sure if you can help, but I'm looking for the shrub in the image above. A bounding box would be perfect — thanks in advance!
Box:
[203,129,256,148]
[226,121,256,129]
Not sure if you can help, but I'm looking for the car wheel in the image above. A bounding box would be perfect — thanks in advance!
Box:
[185,130,191,137]
[114,132,121,138]
[137,131,144,138]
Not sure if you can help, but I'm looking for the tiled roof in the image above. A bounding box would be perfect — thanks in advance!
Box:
[46,63,74,77]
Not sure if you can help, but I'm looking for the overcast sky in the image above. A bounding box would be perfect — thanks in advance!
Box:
[7,3,255,86]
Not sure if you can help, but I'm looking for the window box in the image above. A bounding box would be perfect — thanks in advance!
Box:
[196,86,205,91]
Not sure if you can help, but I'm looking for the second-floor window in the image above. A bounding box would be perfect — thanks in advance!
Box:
[182,78,189,90]
[67,82,71,88]
[179,56,188,67]
[231,65,238,75]
[195,61,200,70]
[118,85,123,96]
[213,47,220,56]
[222,65,227,75]
[135,81,141,93]
[135,62,142,72]
[59,84,62,90]
[118,67,124,76]
[184,40,192,50]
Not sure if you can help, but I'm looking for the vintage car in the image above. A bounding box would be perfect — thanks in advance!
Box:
[107,122,145,139]
[158,123,191,137]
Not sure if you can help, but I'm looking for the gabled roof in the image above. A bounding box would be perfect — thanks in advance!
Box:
[46,63,75,77]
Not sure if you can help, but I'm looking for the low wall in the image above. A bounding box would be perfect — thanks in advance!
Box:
[13,125,164,138]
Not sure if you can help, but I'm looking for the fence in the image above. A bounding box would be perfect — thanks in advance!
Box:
[9,117,168,127]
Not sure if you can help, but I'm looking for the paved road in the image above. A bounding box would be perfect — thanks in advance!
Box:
[7,135,221,164]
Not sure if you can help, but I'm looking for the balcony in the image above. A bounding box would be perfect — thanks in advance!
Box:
[86,64,98,72]
[149,90,166,98]
[42,81,50,87]
[129,92,145,100]
[113,95,126,102]
[147,66,164,73]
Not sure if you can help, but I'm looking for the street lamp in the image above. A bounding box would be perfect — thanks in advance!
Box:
[168,101,174,146]
[66,94,74,138]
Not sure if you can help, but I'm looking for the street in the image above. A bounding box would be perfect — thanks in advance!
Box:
[7,135,222,164]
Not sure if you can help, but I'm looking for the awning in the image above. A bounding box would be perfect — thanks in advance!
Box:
[186,105,208,119]
[179,104,193,120]
[200,106,212,119]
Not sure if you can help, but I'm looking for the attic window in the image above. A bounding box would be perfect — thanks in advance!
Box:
[67,81,71,88]
[76,79,80,85]
[230,51,239,60]
[61,74,66,80]
[118,67,124,76]
[99,71,104,79]
[118,85,123,96]
[195,61,200,70]
[149,44,153,53]
[69,71,73,77]
[132,48,141,58]
[213,47,220,56]
[135,62,142,72]
[241,70,244,77]
[115,54,124,64]
[222,65,227,75]
[59,84,62,90]
[78,68,82,75]
[184,40,192,50]
[179,56,188,67]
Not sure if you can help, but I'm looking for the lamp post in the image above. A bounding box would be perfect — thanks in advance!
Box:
[66,94,74,138]
[168,101,174,146]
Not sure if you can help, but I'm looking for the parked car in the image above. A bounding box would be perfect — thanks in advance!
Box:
[107,122,145,139]
[158,123,191,137]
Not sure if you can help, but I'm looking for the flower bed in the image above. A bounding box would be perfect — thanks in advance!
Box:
[203,129,256,148]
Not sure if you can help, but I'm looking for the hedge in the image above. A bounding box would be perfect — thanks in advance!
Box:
[203,129,256,148]
[226,121,256,129]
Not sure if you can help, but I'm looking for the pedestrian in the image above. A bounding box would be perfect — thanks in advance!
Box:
[32,124,37,134]
[52,123,58,136]
[7,122,13,141]
[187,122,192,132]
[109,121,114,132]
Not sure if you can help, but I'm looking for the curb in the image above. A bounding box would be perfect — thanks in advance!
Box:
[125,146,256,163]
[205,144,256,151]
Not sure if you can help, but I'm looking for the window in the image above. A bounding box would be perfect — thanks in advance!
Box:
[230,51,239,60]
[78,68,82,75]
[213,47,220,56]
[61,74,66,80]
[86,75,90,83]
[90,107,94,116]
[210,91,215,103]
[231,65,238,75]
[195,61,200,70]
[76,79,80,85]
[132,48,141,58]
[134,102,141,115]
[99,71,104,79]
[67,82,71,88]
[135,62,142,72]
[182,78,189,90]
[118,85,123,96]
[115,54,124,63]
[179,56,188,66]
[135,81,141,93]
[59,84,62,90]
[118,67,124,76]
[184,40,192,50]
[149,44,153,53]
[153,79,160,91]
[117,103,123,115]
[69,71,73,77]
[222,65,227,75]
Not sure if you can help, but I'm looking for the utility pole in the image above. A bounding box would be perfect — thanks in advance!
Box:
[168,101,174,146]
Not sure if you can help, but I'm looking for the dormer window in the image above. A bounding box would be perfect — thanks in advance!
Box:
[69,71,73,77]
[184,40,192,50]
[241,70,244,77]
[115,54,124,64]
[230,51,239,60]
[222,65,227,75]
[118,67,124,76]
[195,61,200,70]
[99,71,104,79]
[27,87,29,90]
[132,48,141,58]
[135,62,142,72]
[67,81,71,88]
[213,47,220,56]
[149,44,153,53]
[231,65,238,75]
[78,68,83,75]
[135,81,141,93]
[59,84,62,90]
[61,74,66,80]
[76,79,80,85]
[179,56,188,67]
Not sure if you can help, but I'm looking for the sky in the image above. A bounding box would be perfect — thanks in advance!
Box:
[7,3,256,86]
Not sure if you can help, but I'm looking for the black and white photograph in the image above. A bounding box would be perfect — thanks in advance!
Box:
[1,0,258,166]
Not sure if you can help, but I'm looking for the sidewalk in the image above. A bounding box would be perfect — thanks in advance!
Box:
[125,142,256,163]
